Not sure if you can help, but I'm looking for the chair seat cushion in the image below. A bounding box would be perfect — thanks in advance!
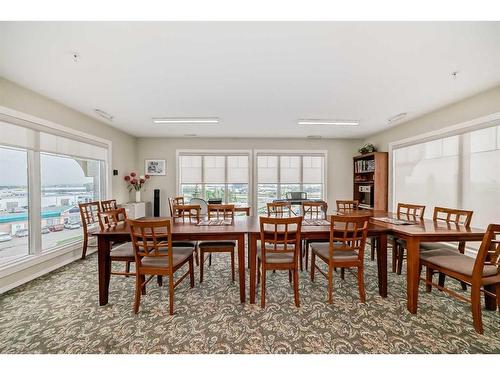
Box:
[173,241,197,248]
[420,248,498,277]
[256,240,297,264]
[140,247,193,268]
[110,243,135,258]
[310,242,359,261]
[198,240,236,248]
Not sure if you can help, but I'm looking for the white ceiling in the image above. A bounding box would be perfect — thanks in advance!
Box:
[1,21,500,138]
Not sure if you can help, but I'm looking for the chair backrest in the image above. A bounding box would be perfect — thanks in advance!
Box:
[302,201,327,219]
[267,202,292,217]
[328,215,369,261]
[128,219,173,265]
[168,196,185,217]
[259,216,303,264]
[473,224,500,280]
[101,199,118,212]
[397,203,426,219]
[207,204,235,222]
[98,208,128,230]
[78,202,101,231]
[190,197,209,215]
[285,191,307,200]
[433,207,473,226]
[336,200,359,211]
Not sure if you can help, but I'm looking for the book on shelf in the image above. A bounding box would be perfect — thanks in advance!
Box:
[354,159,375,173]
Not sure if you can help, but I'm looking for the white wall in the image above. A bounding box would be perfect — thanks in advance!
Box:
[0,77,137,204]
[136,137,361,216]
[364,84,500,151]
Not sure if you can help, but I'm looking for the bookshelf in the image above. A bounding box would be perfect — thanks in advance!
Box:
[353,152,388,210]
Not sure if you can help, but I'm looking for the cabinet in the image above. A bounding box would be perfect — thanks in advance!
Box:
[353,152,388,210]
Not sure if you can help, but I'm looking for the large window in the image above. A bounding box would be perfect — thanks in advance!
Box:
[256,154,325,213]
[178,153,250,205]
[393,123,500,230]
[0,119,108,265]
[0,146,29,263]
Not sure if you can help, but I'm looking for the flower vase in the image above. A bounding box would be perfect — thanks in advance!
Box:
[135,191,141,203]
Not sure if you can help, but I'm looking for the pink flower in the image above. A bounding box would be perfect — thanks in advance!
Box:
[140,178,145,184]
[131,179,137,185]
[130,172,136,177]
[124,175,131,181]
[145,174,150,179]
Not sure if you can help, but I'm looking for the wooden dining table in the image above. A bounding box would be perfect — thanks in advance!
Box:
[93,210,486,314]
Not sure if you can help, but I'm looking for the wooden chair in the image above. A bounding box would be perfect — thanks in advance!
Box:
[267,202,292,217]
[420,223,500,334]
[101,199,118,212]
[98,208,135,277]
[336,200,359,211]
[78,201,101,259]
[392,203,426,274]
[310,215,369,304]
[168,196,185,216]
[169,199,201,265]
[257,216,303,308]
[198,204,236,283]
[302,201,328,271]
[128,218,195,315]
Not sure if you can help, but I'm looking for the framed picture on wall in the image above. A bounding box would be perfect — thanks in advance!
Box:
[145,159,166,176]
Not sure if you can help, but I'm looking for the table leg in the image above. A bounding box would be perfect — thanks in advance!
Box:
[376,233,388,298]
[406,237,420,314]
[237,233,246,303]
[484,285,497,311]
[98,235,111,306]
[249,233,257,304]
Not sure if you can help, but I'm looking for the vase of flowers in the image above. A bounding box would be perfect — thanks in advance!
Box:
[358,143,376,155]
[124,172,150,202]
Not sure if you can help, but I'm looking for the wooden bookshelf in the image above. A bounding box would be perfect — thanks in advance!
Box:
[353,152,388,210]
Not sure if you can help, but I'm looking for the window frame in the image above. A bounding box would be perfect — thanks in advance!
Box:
[176,150,252,206]
[388,112,500,215]
[254,150,328,213]
[0,106,112,269]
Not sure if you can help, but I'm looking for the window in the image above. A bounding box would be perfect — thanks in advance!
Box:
[393,123,500,230]
[41,154,105,251]
[178,153,250,205]
[0,118,109,266]
[256,153,325,213]
[0,146,29,263]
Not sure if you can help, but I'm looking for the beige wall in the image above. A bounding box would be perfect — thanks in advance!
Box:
[137,137,361,216]
[364,85,500,151]
[0,77,137,203]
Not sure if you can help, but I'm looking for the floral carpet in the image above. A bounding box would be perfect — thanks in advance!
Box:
[0,249,499,354]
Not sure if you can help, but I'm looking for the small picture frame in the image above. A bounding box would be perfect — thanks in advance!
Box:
[145,159,166,176]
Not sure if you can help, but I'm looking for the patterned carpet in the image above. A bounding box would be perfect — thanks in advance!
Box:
[0,248,499,354]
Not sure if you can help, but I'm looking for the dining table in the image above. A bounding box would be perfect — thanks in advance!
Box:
[93,210,487,314]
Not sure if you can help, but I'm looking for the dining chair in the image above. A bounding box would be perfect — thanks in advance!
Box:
[128,218,195,315]
[257,216,303,308]
[98,208,135,277]
[335,200,361,277]
[301,201,328,271]
[101,199,118,212]
[267,202,292,217]
[169,200,201,265]
[78,201,101,259]
[392,203,426,274]
[420,223,500,334]
[198,204,236,283]
[310,215,369,304]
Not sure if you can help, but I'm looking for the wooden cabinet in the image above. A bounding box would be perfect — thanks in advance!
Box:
[353,152,388,210]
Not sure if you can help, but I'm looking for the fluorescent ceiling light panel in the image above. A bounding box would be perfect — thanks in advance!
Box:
[298,119,359,126]
[153,117,219,124]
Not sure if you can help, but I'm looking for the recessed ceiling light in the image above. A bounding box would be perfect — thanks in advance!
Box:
[153,117,219,124]
[451,71,459,79]
[298,119,359,126]
[94,109,113,121]
[71,51,81,63]
[387,112,407,124]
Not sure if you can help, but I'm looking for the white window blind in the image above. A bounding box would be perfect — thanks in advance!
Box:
[203,155,225,183]
[180,155,202,183]
[393,123,500,229]
[227,155,248,183]
[39,133,108,161]
[257,155,278,183]
[280,156,301,183]
[0,121,38,150]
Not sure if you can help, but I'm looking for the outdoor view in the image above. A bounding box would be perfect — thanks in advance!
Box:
[0,146,103,264]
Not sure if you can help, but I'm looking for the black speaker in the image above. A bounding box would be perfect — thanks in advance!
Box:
[153,189,160,217]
